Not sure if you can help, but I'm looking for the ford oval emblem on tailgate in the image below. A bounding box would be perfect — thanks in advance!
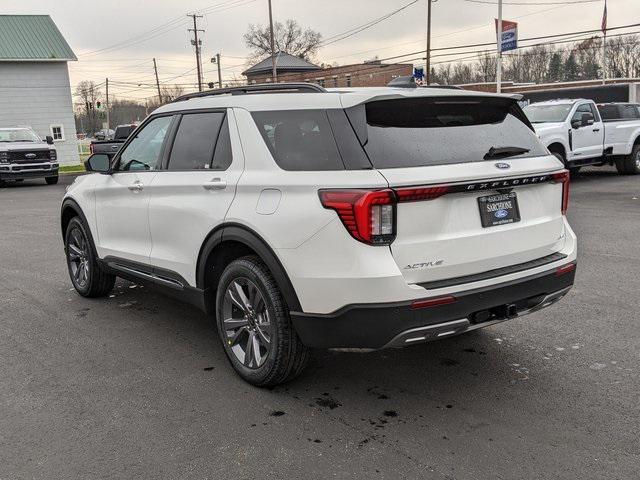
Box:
[495,162,510,169]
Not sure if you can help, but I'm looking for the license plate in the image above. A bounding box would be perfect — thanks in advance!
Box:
[477,192,520,227]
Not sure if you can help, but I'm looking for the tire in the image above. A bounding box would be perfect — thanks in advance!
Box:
[215,255,310,387]
[618,144,640,175]
[64,217,115,297]
[45,175,59,185]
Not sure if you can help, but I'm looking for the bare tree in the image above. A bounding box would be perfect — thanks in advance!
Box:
[244,19,322,63]
[147,85,186,109]
[476,52,497,83]
[74,80,102,134]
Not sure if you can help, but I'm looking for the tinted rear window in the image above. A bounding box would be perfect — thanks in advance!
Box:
[356,97,546,168]
[252,110,345,171]
[168,112,225,170]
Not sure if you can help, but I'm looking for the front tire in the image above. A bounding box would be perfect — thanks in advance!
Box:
[215,256,309,387]
[65,217,115,297]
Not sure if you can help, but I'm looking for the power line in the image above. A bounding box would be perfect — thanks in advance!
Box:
[320,0,420,47]
[369,22,640,63]
[463,0,599,4]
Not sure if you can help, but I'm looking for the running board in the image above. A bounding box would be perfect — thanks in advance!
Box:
[103,256,186,290]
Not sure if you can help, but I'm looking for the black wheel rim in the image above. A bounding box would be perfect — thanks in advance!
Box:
[222,277,272,369]
[67,227,90,288]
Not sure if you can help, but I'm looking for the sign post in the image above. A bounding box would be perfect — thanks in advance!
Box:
[495,9,518,93]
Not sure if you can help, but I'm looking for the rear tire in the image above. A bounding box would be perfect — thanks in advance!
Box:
[617,144,640,175]
[215,255,309,387]
[45,175,59,185]
[64,217,115,297]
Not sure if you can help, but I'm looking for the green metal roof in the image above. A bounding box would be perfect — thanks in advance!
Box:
[0,15,76,62]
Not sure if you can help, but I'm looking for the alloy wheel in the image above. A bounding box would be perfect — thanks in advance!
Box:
[222,278,273,369]
[67,227,90,288]
[635,149,640,169]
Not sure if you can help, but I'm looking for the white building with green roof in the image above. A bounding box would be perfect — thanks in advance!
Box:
[0,15,79,164]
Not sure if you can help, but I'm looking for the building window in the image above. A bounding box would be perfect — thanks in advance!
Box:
[50,124,64,141]
[316,78,325,87]
[345,75,352,87]
[332,76,338,87]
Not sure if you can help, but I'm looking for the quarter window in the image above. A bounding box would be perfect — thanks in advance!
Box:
[167,112,230,171]
[117,115,172,171]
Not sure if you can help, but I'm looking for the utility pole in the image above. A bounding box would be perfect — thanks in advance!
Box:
[268,0,277,82]
[153,58,162,104]
[216,53,222,88]
[425,0,435,85]
[105,77,110,131]
[496,0,503,93]
[188,14,205,91]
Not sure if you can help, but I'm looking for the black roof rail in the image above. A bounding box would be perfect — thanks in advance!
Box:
[172,82,326,102]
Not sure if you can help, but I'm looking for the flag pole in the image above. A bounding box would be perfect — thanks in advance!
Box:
[602,0,607,85]
[496,0,503,93]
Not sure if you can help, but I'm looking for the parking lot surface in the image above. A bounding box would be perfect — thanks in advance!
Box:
[1,169,638,479]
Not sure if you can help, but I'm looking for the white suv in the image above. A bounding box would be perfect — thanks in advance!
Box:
[61,83,577,386]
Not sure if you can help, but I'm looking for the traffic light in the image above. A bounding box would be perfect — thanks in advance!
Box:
[96,101,101,108]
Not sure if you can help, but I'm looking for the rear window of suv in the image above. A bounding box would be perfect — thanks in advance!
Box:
[353,96,547,169]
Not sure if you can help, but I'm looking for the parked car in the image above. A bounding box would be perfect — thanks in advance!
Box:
[93,129,115,141]
[90,124,137,157]
[62,83,577,386]
[0,126,58,185]
[524,99,640,175]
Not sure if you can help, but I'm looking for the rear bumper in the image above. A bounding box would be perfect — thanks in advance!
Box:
[0,163,58,179]
[290,263,576,349]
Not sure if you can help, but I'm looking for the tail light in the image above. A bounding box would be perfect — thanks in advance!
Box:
[552,170,570,215]
[89,143,94,154]
[555,262,576,276]
[394,185,450,203]
[319,189,396,245]
[411,295,457,310]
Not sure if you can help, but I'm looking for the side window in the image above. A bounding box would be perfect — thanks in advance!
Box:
[621,105,640,119]
[572,104,596,123]
[252,110,345,171]
[211,116,233,170]
[167,112,226,171]
[118,116,172,171]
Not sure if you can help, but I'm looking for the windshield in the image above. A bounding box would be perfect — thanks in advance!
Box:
[0,128,41,142]
[524,104,573,123]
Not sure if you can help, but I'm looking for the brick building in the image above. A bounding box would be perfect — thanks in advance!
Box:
[243,52,413,88]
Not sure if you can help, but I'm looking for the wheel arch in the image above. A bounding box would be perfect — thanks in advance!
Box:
[61,198,91,241]
[547,142,567,160]
[197,223,302,314]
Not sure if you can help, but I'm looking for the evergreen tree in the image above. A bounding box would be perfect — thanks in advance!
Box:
[564,52,579,81]
[547,52,563,82]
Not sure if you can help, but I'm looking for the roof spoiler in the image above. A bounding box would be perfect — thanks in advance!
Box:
[387,76,417,89]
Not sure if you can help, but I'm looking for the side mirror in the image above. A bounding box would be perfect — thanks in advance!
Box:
[84,153,111,173]
[45,135,54,145]
[581,112,594,127]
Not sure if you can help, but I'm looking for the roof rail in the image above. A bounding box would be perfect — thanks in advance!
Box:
[172,82,326,102]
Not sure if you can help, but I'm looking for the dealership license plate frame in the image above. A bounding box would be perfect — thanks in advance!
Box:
[477,192,521,228]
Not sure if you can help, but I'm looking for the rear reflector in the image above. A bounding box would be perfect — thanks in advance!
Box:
[555,262,576,276]
[552,170,570,215]
[410,295,457,310]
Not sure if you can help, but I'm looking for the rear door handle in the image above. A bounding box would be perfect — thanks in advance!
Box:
[593,128,600,132]
[203,178,227,190]
[128,181,143,192]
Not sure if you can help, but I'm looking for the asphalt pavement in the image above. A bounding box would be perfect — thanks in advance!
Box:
[0,169,638,479]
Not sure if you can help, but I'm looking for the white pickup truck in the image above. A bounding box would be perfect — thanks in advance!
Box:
[523,99,640,175]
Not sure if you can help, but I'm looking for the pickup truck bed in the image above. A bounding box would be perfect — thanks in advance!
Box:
[90,124,137,157]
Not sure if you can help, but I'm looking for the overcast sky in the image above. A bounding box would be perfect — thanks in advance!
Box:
[4,0,639,101]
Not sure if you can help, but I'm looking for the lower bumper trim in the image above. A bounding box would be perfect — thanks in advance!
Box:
[290,265,576,349]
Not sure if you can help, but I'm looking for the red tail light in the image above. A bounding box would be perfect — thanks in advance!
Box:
[553,170,570,215]
[89,143,94,154]
[394,185,450,203]
[319,189,396,245]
